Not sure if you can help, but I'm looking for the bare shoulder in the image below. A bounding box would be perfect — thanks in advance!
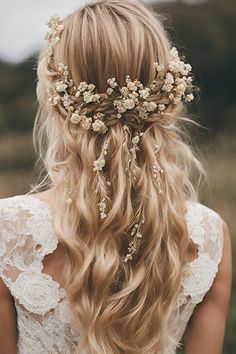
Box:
[184,217,232,354]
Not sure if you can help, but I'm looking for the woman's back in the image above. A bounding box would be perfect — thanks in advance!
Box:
[0,193,224,353]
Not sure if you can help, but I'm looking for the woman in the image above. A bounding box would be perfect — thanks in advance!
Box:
[0,0,232,353]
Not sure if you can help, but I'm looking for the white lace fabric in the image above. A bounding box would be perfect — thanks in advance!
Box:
[0,195,224,354]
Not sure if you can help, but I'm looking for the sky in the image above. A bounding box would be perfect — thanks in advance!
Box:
[0,0,199,63]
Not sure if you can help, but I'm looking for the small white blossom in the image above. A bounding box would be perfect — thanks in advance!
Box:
[83,92,93,103]
[120,87,129,96]
[81,117,92,130]
[88,84,95,91]
[139,88,150,99]
[132,136,140,144]
[92,94,100,102]
[70,113,84,124]
[154,62,164,73]
[165,72,175,85]
[176,83,186,95]
[52,95,60,106]
[185,93,194,102]
[107,88,113,95]
[107,77,118,88]
[123,99,135,110]
[158,104,165,111]
[78,82,88,92]
[143,101,157,112]
[125,75,131,83]
[55,81,67,93]
[93,158,106,171]
[127,81,137,91]
[92,120,108,134]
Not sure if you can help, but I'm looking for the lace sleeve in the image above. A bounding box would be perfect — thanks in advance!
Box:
[200,206,224,271]
[0,199,38,291]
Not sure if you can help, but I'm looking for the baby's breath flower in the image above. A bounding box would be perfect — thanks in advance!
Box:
[154,62,164,73]
[158,104,165,111]
[81,117,92,130]
[143,101,157,112]
[55,81,67,93]
[92,120,108,134]
[107,77,118,88]
[139,88,150,99]
[107,88,113,95]
[70,113,84,124]
[185,93,194,102]
[93,158,106,172]
[123,98,135,110]
[132,136,140,144]
[78,82,88,92]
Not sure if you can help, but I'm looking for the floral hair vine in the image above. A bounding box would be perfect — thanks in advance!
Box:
[45,15,194,262]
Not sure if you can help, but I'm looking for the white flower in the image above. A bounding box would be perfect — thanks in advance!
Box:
[132,136,140,144]
[162,84,174,92]
[94,113,105,120]
[92,120,108,134]
[92,94,100,102]
[125,75,131,83]
[127,81,137,91]
[62,94,72,108]
[139,88,150,99]
[58,63,68,73]
[162,83,173,93]
[117,113,122,119]
[114,100,127,113]
[70,113,84,124]
[107,77,118,88]
[88,83,95,91]
[120,87,129,96]
[81,117,92,130]
[83,92,93,103]
[143,101,157,112]
[93,158,106,171]
[98,197,107,219]
[158,104,166,111]
[52,95,60,106]
[154,62,164,73]
[185,93,194,102]
[78,81,88,92]
[55,81,67,93]
[107,88,113,95]
[165,72,175,85]
[176,83,186,95]
[170,47,179,61]
[123,98,135,110]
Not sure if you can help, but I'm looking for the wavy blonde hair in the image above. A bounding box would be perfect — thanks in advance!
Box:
[33,0,204,353]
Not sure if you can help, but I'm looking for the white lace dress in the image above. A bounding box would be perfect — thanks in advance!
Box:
[0,195,224,354]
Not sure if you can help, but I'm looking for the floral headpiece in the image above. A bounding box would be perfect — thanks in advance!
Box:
[45,15,195,263]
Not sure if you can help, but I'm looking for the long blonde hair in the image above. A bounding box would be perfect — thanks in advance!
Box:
[33,1,204,352]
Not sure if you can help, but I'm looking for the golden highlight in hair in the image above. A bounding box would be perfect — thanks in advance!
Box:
[33,1,205,352]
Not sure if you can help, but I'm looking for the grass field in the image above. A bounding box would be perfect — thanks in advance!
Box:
[0,132,235,352]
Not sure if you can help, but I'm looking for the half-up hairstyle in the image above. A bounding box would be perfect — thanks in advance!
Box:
[33,0,204,353]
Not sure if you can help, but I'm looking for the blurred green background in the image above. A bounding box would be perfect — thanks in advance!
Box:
[0,0,235,352]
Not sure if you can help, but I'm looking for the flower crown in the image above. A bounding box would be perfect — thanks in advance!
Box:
[45,15,195,263]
